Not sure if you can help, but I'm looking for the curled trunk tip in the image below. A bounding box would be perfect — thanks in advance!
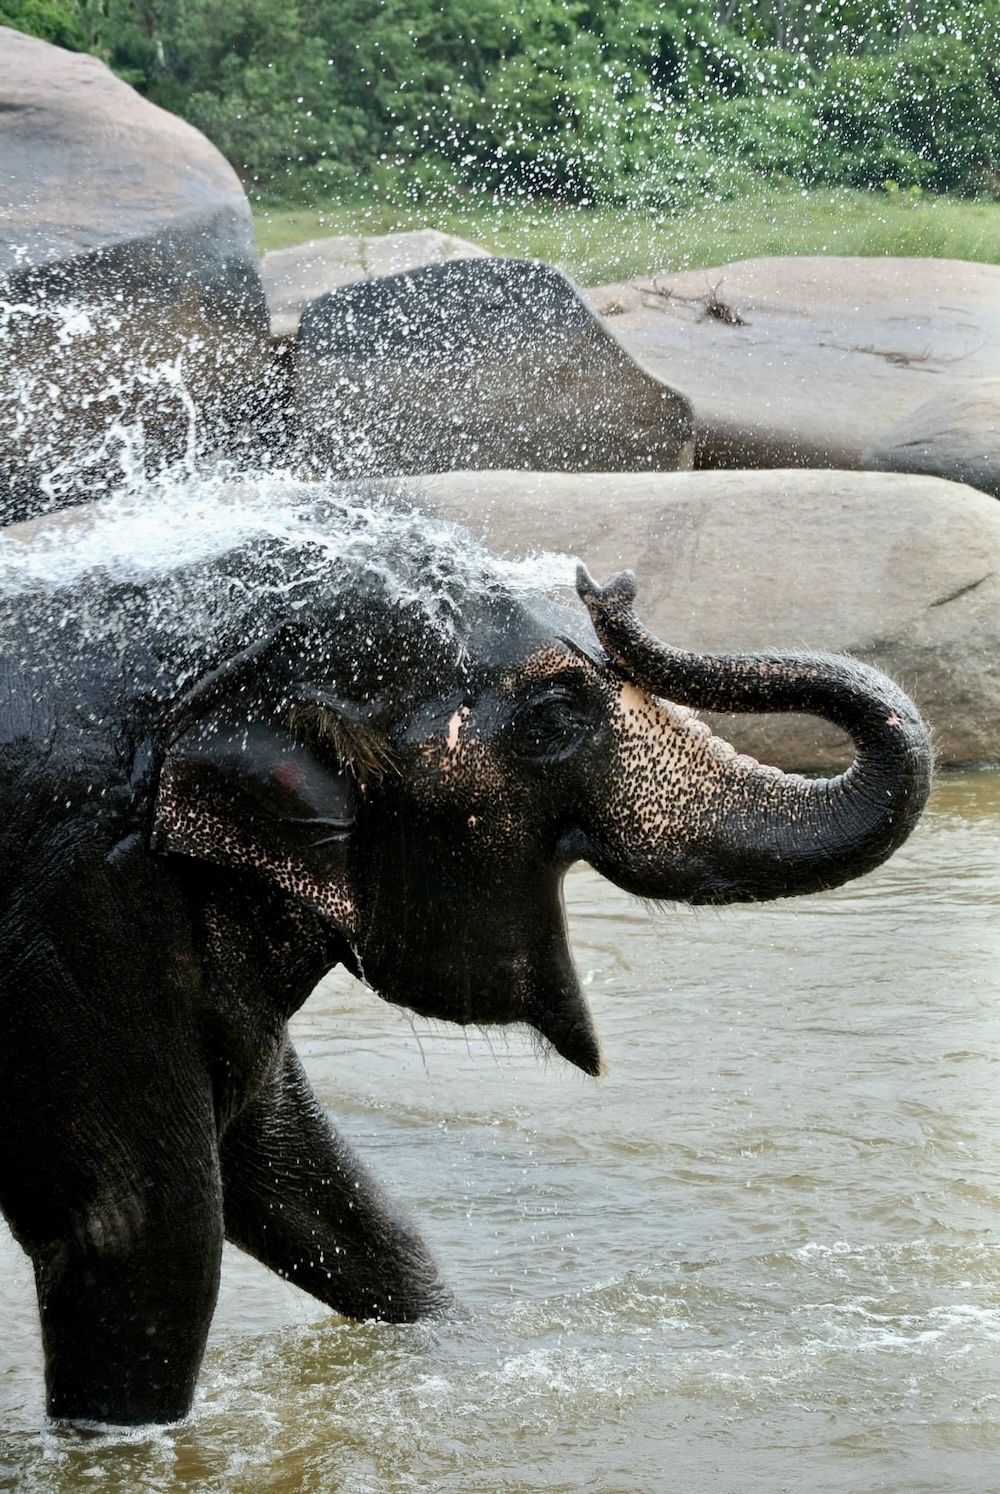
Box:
[576,564,636,613]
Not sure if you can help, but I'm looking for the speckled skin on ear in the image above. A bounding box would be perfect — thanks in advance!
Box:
[0,499,931,1427]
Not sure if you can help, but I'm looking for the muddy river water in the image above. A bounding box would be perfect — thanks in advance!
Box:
[1,769,999,1493]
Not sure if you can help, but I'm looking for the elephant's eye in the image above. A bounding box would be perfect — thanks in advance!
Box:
[508,683,600,763]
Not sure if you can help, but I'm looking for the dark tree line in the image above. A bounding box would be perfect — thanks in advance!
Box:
[3,0,999,204]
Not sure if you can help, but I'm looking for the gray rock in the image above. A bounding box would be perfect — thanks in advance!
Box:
[261,229,492,342]
[294,257,695,478]
[0,26,273,523]
[410,467,1000,768]
[591,257,1000,472]
[863,379,1000,498]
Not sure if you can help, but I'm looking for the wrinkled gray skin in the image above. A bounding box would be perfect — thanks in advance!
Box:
[0,494,932,1426]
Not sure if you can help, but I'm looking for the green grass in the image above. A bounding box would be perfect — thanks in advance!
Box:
[253,184,1000,285]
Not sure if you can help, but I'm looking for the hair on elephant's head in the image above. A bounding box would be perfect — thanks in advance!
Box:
[151,492,932,1078]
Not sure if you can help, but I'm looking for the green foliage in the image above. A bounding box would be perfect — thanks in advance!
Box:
[5,0,1000,206]
[811,34,1000,192]
[0,0,89,48]
[720,0,987,60]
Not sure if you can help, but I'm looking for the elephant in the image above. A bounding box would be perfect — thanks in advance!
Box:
[0,482,932,1426]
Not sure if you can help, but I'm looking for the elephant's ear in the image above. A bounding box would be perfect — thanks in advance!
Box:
[152,685,389,936]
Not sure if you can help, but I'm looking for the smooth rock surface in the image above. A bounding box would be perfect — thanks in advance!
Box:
[863,379,1000,498]
[591,258,1000,472]
[295,257,695,478]
[0,26,272,523]
[261,229,492,341]
[410,467,1000,768]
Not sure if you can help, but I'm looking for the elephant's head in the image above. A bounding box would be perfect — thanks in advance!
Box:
[153,556,932,1077]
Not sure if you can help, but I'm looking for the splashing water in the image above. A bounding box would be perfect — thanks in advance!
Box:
[0,466,575,604]
[0,281,575,623]
[0,464,583,720]
[0,293,221,516]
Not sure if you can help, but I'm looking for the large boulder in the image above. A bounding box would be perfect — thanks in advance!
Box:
[0,27,272,524]
[591,258,1000,473]
[863,379,1000,498]
[294,257,695,478]
[261,229,492,342]
[410,467,1000,768]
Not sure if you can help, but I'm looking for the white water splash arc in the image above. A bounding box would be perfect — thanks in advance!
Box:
[0,466,579,632]
[0,292,219,515]
[0,284,576,614]
[0,268,281,531]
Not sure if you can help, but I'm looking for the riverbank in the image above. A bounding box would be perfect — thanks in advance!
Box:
[253,184,1000,285]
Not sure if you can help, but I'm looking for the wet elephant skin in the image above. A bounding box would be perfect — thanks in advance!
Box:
[0,493,931,1424]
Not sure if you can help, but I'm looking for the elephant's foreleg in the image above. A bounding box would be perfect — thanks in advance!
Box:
[31,1173,224,1425]
[220,1042,453,1322]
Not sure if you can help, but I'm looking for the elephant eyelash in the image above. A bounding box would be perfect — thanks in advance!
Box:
[287,701,398,783]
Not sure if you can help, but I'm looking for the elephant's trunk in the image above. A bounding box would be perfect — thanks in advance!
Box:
[573,567,933,905]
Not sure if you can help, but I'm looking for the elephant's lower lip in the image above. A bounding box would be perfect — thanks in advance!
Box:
[538,1023,604,1076]
[375,983,604,1077]
[528,990,604,1077]
[374,985,518,1027]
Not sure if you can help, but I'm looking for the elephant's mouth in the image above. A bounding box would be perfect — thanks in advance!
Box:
[526,976,603,1075]
[357,926,604,1077]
